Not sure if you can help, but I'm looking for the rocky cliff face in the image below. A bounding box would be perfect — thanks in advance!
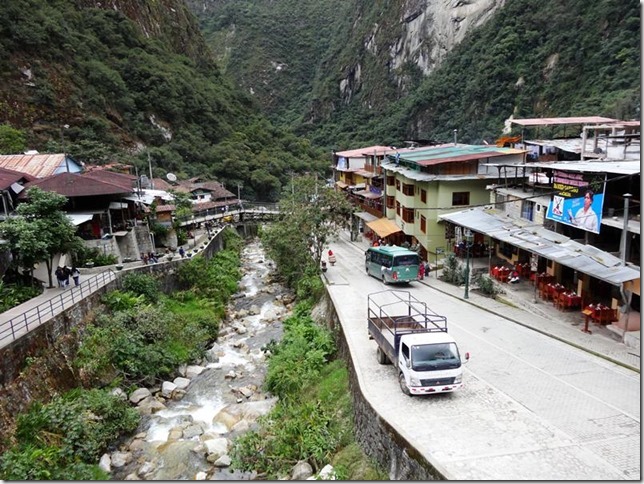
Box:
[338,0,505,105]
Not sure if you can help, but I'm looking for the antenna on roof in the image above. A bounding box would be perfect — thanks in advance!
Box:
[167,173,177,182]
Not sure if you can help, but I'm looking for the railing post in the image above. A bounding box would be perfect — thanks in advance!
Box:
[23,312,29,332]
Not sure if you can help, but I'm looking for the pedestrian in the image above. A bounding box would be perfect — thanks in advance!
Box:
[328,250,336,266]
[179,247,185,258]
[55,267,65,288]
[63,266,71,287]
[143,252,149,265]
[71,266,80,286]
[509,270,520,284]
[148,251,158,264]
[418,261,425,280]
[425,260,431,275]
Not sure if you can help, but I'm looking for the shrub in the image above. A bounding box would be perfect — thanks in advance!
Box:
[121,272,159,302]
[0,388,138,480]
[473,273,502,297]
[440,253,465,285]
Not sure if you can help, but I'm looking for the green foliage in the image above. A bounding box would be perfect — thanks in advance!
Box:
[71,245,117,268]
[0,388,137,480]
[264,303,335,399]
[0,123,26,154]
[0,0,331,202]
[440,253,465,286]
[473,273,502,297]
[0,187,83,286]
[101,289,145,312]
[261,174,352,289]
[121,272,160,302]
[0,279,42,312]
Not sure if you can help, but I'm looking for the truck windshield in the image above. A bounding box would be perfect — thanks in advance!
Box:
[411,343,461,371]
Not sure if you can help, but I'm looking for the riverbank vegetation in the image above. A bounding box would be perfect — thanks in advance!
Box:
[0,229,243,480]
[235,178,386,479]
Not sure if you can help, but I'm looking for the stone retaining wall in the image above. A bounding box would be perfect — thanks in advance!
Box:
[320,290,444,481]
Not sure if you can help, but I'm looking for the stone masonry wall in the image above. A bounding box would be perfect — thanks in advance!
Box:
[320,290,445,481]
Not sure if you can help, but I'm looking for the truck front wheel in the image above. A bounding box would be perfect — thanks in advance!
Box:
[399,372,412,396]
[376,347,388,364]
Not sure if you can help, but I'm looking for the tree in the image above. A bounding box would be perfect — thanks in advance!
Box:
[0,124,26,154]
[261,174,352,287]
[0,187,83,287]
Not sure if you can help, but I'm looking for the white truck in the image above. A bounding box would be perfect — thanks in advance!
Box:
[367,289,469,396]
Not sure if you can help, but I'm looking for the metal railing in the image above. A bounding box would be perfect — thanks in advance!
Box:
[0,270,117,348]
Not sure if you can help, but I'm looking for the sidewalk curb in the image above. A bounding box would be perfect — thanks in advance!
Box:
[419,278,640,374]
[343,234,639,374]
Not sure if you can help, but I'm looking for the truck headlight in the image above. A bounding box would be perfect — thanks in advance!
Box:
[453,374,462,384]
[409,376,421,387]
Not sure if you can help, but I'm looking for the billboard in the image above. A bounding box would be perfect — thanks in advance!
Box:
[545,171,606,234]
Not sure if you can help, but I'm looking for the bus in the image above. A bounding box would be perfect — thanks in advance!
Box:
[365,246,420,284]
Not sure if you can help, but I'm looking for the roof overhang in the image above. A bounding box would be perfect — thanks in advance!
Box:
[366,217,403,238]
[439,207,640,286]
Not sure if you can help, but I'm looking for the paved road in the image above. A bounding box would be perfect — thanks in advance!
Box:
[324,233,640,480]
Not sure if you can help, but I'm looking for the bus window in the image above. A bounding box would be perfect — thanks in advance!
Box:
[394,254,419,266]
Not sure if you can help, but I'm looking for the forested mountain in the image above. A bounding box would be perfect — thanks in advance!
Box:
[0,0,639,202]
[0,0,328,202]
[190,0,640,147]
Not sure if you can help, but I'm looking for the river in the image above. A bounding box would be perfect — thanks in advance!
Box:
[109,238,291,480]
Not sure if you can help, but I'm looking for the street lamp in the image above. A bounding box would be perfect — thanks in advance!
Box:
[463,228,472,299]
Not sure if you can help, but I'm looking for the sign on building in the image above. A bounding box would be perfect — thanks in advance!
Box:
[545,171,606,234]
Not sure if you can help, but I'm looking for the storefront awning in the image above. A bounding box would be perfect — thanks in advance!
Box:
[335,180,348,189]
[67,213,95,226]
[439,207,640,286]
[366,217,402,238]
[353,190,382,199]
[354,211,378,223]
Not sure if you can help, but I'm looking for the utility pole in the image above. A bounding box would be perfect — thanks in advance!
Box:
[60,124,70,172]
[148,152,154,190]
[463,228,472,299]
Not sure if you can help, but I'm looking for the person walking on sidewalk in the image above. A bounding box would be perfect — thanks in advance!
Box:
[71,267,80,286]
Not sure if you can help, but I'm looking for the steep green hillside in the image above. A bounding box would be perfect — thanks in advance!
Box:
[191,0,640,148]
[0,0,328,201]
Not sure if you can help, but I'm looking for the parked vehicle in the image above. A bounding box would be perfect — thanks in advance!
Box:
[367,289,469,395]
[365,245,420,284]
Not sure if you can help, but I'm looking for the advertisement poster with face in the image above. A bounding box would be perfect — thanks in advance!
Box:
[545,171,605,234]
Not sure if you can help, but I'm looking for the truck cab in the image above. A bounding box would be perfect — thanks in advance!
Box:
[397,332,469,395]
[367,289,470,396]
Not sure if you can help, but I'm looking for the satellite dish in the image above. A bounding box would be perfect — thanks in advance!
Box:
[140,175,150,188]
[167,173,177,182]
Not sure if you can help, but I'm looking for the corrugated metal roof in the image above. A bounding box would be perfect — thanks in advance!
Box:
[335,145,394,157]
[21,172,132,198]
[525,160,640,175]
[354,211,378,222]
[510,116,617,126]
[353,189,382,199]
[439,207,640,285]
[394,144,526,166]
[0,154,82,178]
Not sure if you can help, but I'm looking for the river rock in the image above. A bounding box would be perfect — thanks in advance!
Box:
[124,472,140,480]
[310,464,337,480]
[136,396,167,415]
[171,389,187,400]
[214,454,231,467]
[195,471,207,480]
[185,365,205,378]
[161,381,177,398]
[168,427,184,441]
[291,460,313,480]
[183,423,204,439]
[111,387,127,400]
[129,388,151,404]
[110,451,132,468]
[99,453,111,472]
[204,437,228,459]
[173,376,191,389]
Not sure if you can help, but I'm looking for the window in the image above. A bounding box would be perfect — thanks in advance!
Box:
[420,189,427,204]
[420,215,426,233]
[452,192,470,206]
[402,183,414,196]
[387,176,395,186]
[386,195,395,209]
[402,207,414,223]
[522,200,534,221]
[395,179,401,190]
[396,201,401,216]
